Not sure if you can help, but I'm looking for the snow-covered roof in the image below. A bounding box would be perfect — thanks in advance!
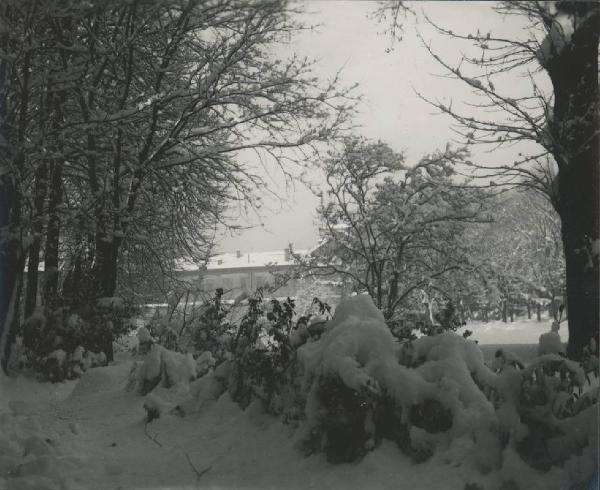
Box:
[206,249,308,271]
[173,259,201,272]
[331,222,350,231]
[172,248,310,273]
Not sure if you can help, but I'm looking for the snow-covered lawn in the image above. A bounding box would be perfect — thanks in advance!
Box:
[0,311,595,490]
[0,357,487,490]
[458,317,568,346]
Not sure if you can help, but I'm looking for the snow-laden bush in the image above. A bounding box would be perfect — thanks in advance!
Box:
[127,344,229,420]
[136,326,154,355]
[148,292,329,419]
[19,298,136,381]
[128,293,597,486]
[293,295,597,486]
[297,295,492,464]
[127,344,197,395]
[189,288,232,357]
[19,307,109,382]
[227,293,329,411]
[195,350,216,377]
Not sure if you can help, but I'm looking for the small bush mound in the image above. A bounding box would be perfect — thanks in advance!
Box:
[127,343,197,395]
[292,294,597,487]
[126,292,597,488]
[18,298,136,382]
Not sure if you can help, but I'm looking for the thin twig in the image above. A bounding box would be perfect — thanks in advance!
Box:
[185,452,212,481]
[144,422,162,447]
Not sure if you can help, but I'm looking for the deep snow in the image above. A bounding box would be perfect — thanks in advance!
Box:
[0,313,596,490]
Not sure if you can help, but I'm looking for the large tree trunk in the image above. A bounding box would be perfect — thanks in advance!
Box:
[93,238,120,298]
[92,235,121,362]
[0,155,25,372]
[43,160,63,308]
[24,162,48,319]
[559,169,599,359]
[1,27,32,370]
[545,2,600,360]
[0,50,11,373]
[0,183,23,373]
[42,79,67,309]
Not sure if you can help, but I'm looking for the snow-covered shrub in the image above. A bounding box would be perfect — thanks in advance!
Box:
[195,351,216,377]
[433,300,465,331]
[126,343,211,421]
[580,337,598,383]
[19,298,136,381]
[174,360,233,416]
[136,326,154,355]
[512,355,590,470]
[83,297,137,355]
[538,320,565,356]
[387,299,465,342]
[297,295,501,466]
[21,308,47,354]
[127,344,197,395]
[189,288,232,359]
[228,293,298,410]
[292,294,597,484]
[156,326,178,351]
[43,349,68,382]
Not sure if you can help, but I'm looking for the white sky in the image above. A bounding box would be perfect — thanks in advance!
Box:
[218,1,547,254]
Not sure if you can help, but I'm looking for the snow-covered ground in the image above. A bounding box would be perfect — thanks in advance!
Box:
[0,357,488,490]
[0,314,595,490]
[458,317,568,346]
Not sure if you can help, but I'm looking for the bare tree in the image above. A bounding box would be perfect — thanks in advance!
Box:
[0,0,356,367]
[379,1,598,358]
[306,137,490,321]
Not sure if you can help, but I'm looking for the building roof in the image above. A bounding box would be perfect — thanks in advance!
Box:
[173,249,309,273]
[206,249,308,271]
[173,259,202,272]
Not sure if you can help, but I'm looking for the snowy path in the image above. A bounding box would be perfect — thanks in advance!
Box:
[2,355,491,490]
[0,316,588,490]
[50,358,475,490]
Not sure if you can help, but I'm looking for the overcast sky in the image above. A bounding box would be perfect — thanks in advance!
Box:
[217,1,545,254]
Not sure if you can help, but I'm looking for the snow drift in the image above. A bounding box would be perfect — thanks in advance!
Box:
[294,295,597,487]
[126,294,597,489]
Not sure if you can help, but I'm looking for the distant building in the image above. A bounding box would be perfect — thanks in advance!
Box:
[173,244,345,305]
[200,246,308,298]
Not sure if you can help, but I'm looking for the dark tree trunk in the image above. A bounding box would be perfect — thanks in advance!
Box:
[510,307,514,323]
[93,237,120,299]
[562,218,599,359]
[0,152,25,371]
[24,162,48,319]
[536,303,541,322]
[526,300,531,320]
[43,81,67,308]
[0,182,23,373]
[501,300,507,323]
[0,51,11,372]
[0,182,11,372]
[43,160,63,308]
[1,17,32,370]
[544,2,599,360]
[92,236,121,362]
